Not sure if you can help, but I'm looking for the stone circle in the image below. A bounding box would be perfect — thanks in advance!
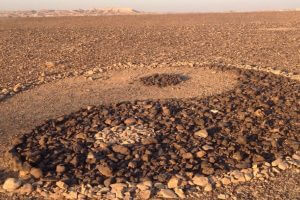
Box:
[6,64,300,199]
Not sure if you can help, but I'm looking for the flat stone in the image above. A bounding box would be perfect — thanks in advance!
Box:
[3,178,22,192]
[182,152,193,159]
[174,188,186,198]
[221,177,231,185]
[232,171,246,182]
[139,190,152,199]
[244,172,253,181]
[202,167,214,175]
[292,154,300,161]
[13,83,22,93]
[167,176,180,188]
[56,164,66,174]
[98,164,113,177]
[218,194,227,199]
[112,144,130,155]
[19,170,29,178]
[192,174,209,187]
[64,191,78,199]
[18,183,33,195]
[194,129,208,138]
[271,158,282,167]
[142,137,158,145]
[278,161,289,170]
[137,183,150,191]
[158,189,178,199]
[45,61,55,68]
[202,145,213,151]
[204,183,213,192]
[110,183,127,193]
[137,180,153,191]
[56,181,68,190]
[30,168,43,179]
[124,118,136,125]
[196,150,206,158]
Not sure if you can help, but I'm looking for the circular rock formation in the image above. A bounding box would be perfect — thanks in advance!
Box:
[9,66,299,190]
[140,73,189,87]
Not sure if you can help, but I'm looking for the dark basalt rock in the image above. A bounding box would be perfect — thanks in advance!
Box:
[140,73,189,87]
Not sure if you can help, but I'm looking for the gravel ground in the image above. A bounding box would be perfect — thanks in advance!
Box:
[0,11,300,200]
[0,11,300,91]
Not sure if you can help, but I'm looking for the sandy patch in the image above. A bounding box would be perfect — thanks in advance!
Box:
[0,67,237,153]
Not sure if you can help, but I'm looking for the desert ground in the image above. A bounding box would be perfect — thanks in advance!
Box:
[0,11,299,199]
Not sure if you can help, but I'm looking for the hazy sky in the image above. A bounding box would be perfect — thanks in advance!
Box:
[1,0,300,12]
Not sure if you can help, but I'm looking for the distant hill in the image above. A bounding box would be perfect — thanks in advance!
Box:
[0,8,143,17]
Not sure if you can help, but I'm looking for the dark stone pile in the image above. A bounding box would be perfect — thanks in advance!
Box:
[9,66,299,188]
[140,73,189,87]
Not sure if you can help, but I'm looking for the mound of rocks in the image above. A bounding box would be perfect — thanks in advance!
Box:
[140,73,188,87]
[6,66,300,199]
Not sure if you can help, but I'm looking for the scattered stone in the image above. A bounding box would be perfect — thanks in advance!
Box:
[1,88,9,95]
[30,168,43,179]
[2,178,22,192]
[218,194,227,199]
[204,183,213,192]
[278,161,289,170]
[174,188,186,198]
[196,150,206,158]
[13,83,22,93]
[124,118,137,125]
[194,129,208,138]
[98,164,113,177]
[192,175,209,187]
[272,158,282,167]
[221,177,231,185]
[158,189,178,199]
[112,144,130,155]
[18,183,33,195]
[244,172,253,181]
[202,145,213,151]
[139,190,152,199]
[182,152,193,159]
[45,61,55,68]
[292,154,300,161]
[56,181,68,190]
[167,176,180,188]
[56,164,66,174]
[110,183,127,193]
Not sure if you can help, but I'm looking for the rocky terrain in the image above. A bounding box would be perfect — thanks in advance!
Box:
[0,8,142,18]
[0,11,299,200]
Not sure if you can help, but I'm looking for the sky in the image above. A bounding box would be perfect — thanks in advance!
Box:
[1,0,300,12]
